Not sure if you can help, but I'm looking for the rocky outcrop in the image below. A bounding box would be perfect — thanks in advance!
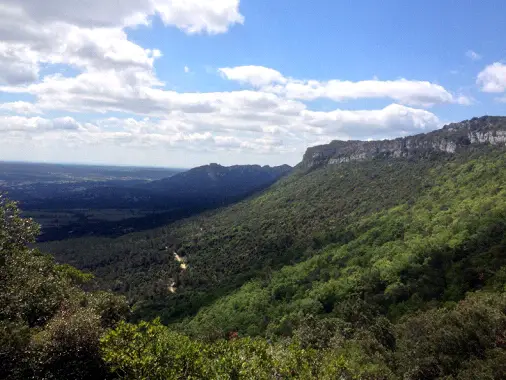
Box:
[301,116,506,169]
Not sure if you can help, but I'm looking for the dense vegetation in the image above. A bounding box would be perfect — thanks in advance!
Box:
[101,291,506,379]
[42,157,432,318]
[43,146,503,324]
[4,118,506,378]
[184,149,506,337]
[0,195,128,379]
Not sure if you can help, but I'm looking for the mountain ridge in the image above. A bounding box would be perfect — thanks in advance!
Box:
[302,115,506,169]
[146,163,292,193]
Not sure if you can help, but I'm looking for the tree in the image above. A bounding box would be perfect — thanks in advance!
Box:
[0,195,128,379]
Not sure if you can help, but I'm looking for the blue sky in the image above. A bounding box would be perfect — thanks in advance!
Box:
[0,0,505,168]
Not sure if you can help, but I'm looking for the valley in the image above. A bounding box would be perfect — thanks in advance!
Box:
[0,161,291,240]
[3,116,506,379]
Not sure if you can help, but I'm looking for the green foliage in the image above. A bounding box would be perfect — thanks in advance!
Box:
[98,145,506,379]
[100,291,506,380]
[183,151,506,339]
[101,318,391,379]
[43,156,441,322]
[0,195,129,379]
[7,136,506,377]
[395,292,506,379]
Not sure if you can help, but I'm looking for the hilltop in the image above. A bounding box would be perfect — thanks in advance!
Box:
[303,116,506,168]
[143,163,292,198]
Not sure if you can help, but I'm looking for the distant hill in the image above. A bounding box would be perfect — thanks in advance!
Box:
[144,163,292,199]
[2,163,292,240]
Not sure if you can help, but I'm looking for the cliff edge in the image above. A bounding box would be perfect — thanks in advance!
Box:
[301,116,506,169]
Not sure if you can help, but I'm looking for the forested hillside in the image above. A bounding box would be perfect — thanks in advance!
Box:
[42,117,506,324]
[8,116,506,378]
[43,151,437,321]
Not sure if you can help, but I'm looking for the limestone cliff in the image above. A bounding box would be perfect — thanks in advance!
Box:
[301,116,506,169]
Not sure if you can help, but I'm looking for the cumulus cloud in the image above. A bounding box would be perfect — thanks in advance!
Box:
[0,115,86,133]
[153,0,244,34]
[270,78,465,107]
[0,1,457,166]
[0,60,446,162]
[466,50,482,61]
[2,69,306,119]
[0,102,441,155]
[477,62,506,93]
[0,101,41,115]
[300,104,441,139]
[0,0,242,87]
[0,43,39,85]
[219,65,470,107]
[219,66,287,87]
[0,10,160,87]
[0,0,244,32]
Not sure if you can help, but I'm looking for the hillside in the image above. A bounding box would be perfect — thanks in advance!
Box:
[7,115,506,379]
[13,163,291,210]
[42,116,506,323]
[144,163,292,198]
[186,146,506,336]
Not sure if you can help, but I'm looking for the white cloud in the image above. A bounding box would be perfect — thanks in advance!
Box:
[0,55,447,165]
[219,66,287,87]
[477,62,506,93]
[0,2,458,166]
[220,65,470,107]
[272,78,464,107]
[0,115,85,133]
[300,104,441,138]
[0,9,162,87]
[455,95,473,106]
[0,43,39,85]
[0,0,242,87]
[0,0,244,32]
[0,103,441,157]
[466,50,482,61]
[0,101,41,115]
[153,0,244,34]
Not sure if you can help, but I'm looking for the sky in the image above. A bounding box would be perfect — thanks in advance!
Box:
[0,0,505,168]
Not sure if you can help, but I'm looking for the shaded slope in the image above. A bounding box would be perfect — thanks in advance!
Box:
[42,117,506,324]
[144,163,292,198]
[41,152,450,321]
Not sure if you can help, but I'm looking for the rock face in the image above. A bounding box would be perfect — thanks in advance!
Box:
[301,116,506,169]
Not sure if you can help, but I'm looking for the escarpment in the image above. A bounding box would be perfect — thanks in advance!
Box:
[302,116,506,168]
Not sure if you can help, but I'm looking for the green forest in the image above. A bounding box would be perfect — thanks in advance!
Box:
[3,125,506,378]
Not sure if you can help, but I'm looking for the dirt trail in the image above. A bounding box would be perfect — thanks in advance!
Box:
[174,252,188,270]
[167,251,188,293]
